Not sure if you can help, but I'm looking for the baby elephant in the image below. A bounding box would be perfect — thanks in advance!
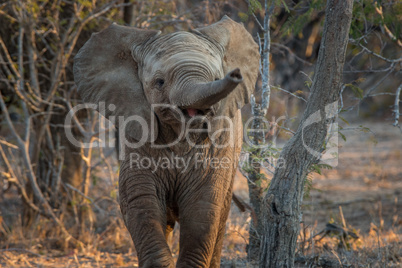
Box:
[74,16,259,268]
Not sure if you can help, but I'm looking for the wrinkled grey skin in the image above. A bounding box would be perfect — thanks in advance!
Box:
[74,16,259,267]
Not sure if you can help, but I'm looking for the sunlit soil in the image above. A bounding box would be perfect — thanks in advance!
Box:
[222,121,402,267]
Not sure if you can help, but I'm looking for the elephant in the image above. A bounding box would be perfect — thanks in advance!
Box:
[73,16,259,267]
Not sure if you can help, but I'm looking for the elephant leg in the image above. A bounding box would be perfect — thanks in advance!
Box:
[209,184,234,268]
[176,184,233,268]
[120,178,174,268]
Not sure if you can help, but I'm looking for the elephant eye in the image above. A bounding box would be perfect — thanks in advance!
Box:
[155,78,165,88]
[215,78,219,81]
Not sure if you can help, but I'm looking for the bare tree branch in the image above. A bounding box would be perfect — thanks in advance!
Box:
[393,83,402,129]
[351,40,402,63]
[272,85,307,102]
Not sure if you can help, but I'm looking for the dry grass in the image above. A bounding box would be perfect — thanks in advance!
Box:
[1,121,401,267]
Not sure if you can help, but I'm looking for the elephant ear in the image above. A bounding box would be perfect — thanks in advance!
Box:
[73,24,160,142]
[195,15,260,119]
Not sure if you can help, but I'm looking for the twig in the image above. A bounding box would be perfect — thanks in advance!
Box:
[0,7,18,23]
[272,43,313,66]
[64,183,94,203]
[0,38,19,77]
[244,0,264,31]
[276,125,296,135]
[271,85,307,102]
[299,71,313,83]
[26,25,40,96]
[351,40,402,63]
[338,84,346,113]
[51,135,64,196]
[393,83,402,129]
[367,92,396,97]
[374,3,402,47]
[339,206,347,229]
[64,183,104,213]
[362,66,395,99]
[344,63,395,73]
[0,139,18,149]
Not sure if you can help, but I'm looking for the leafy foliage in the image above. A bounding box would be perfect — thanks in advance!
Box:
[350,0,401,42]
[280,0,326,38]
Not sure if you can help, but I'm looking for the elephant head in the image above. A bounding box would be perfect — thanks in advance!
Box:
[74,16,259,143]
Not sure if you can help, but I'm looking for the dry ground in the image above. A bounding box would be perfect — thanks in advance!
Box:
[1,120,401,267]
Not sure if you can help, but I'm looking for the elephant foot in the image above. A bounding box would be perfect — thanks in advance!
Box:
[140,255,174,268]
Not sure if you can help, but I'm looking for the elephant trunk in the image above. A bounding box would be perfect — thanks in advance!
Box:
[170,68,243,110]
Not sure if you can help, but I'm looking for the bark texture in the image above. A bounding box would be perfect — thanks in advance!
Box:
[247,1,275,262]
[246,157,264,262]
[260,0,353,267]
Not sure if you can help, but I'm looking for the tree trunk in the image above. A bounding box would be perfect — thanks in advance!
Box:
[259,0,353,267]
[246,140,264,263]
[123,0,134,25]
[247,1,274,263]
